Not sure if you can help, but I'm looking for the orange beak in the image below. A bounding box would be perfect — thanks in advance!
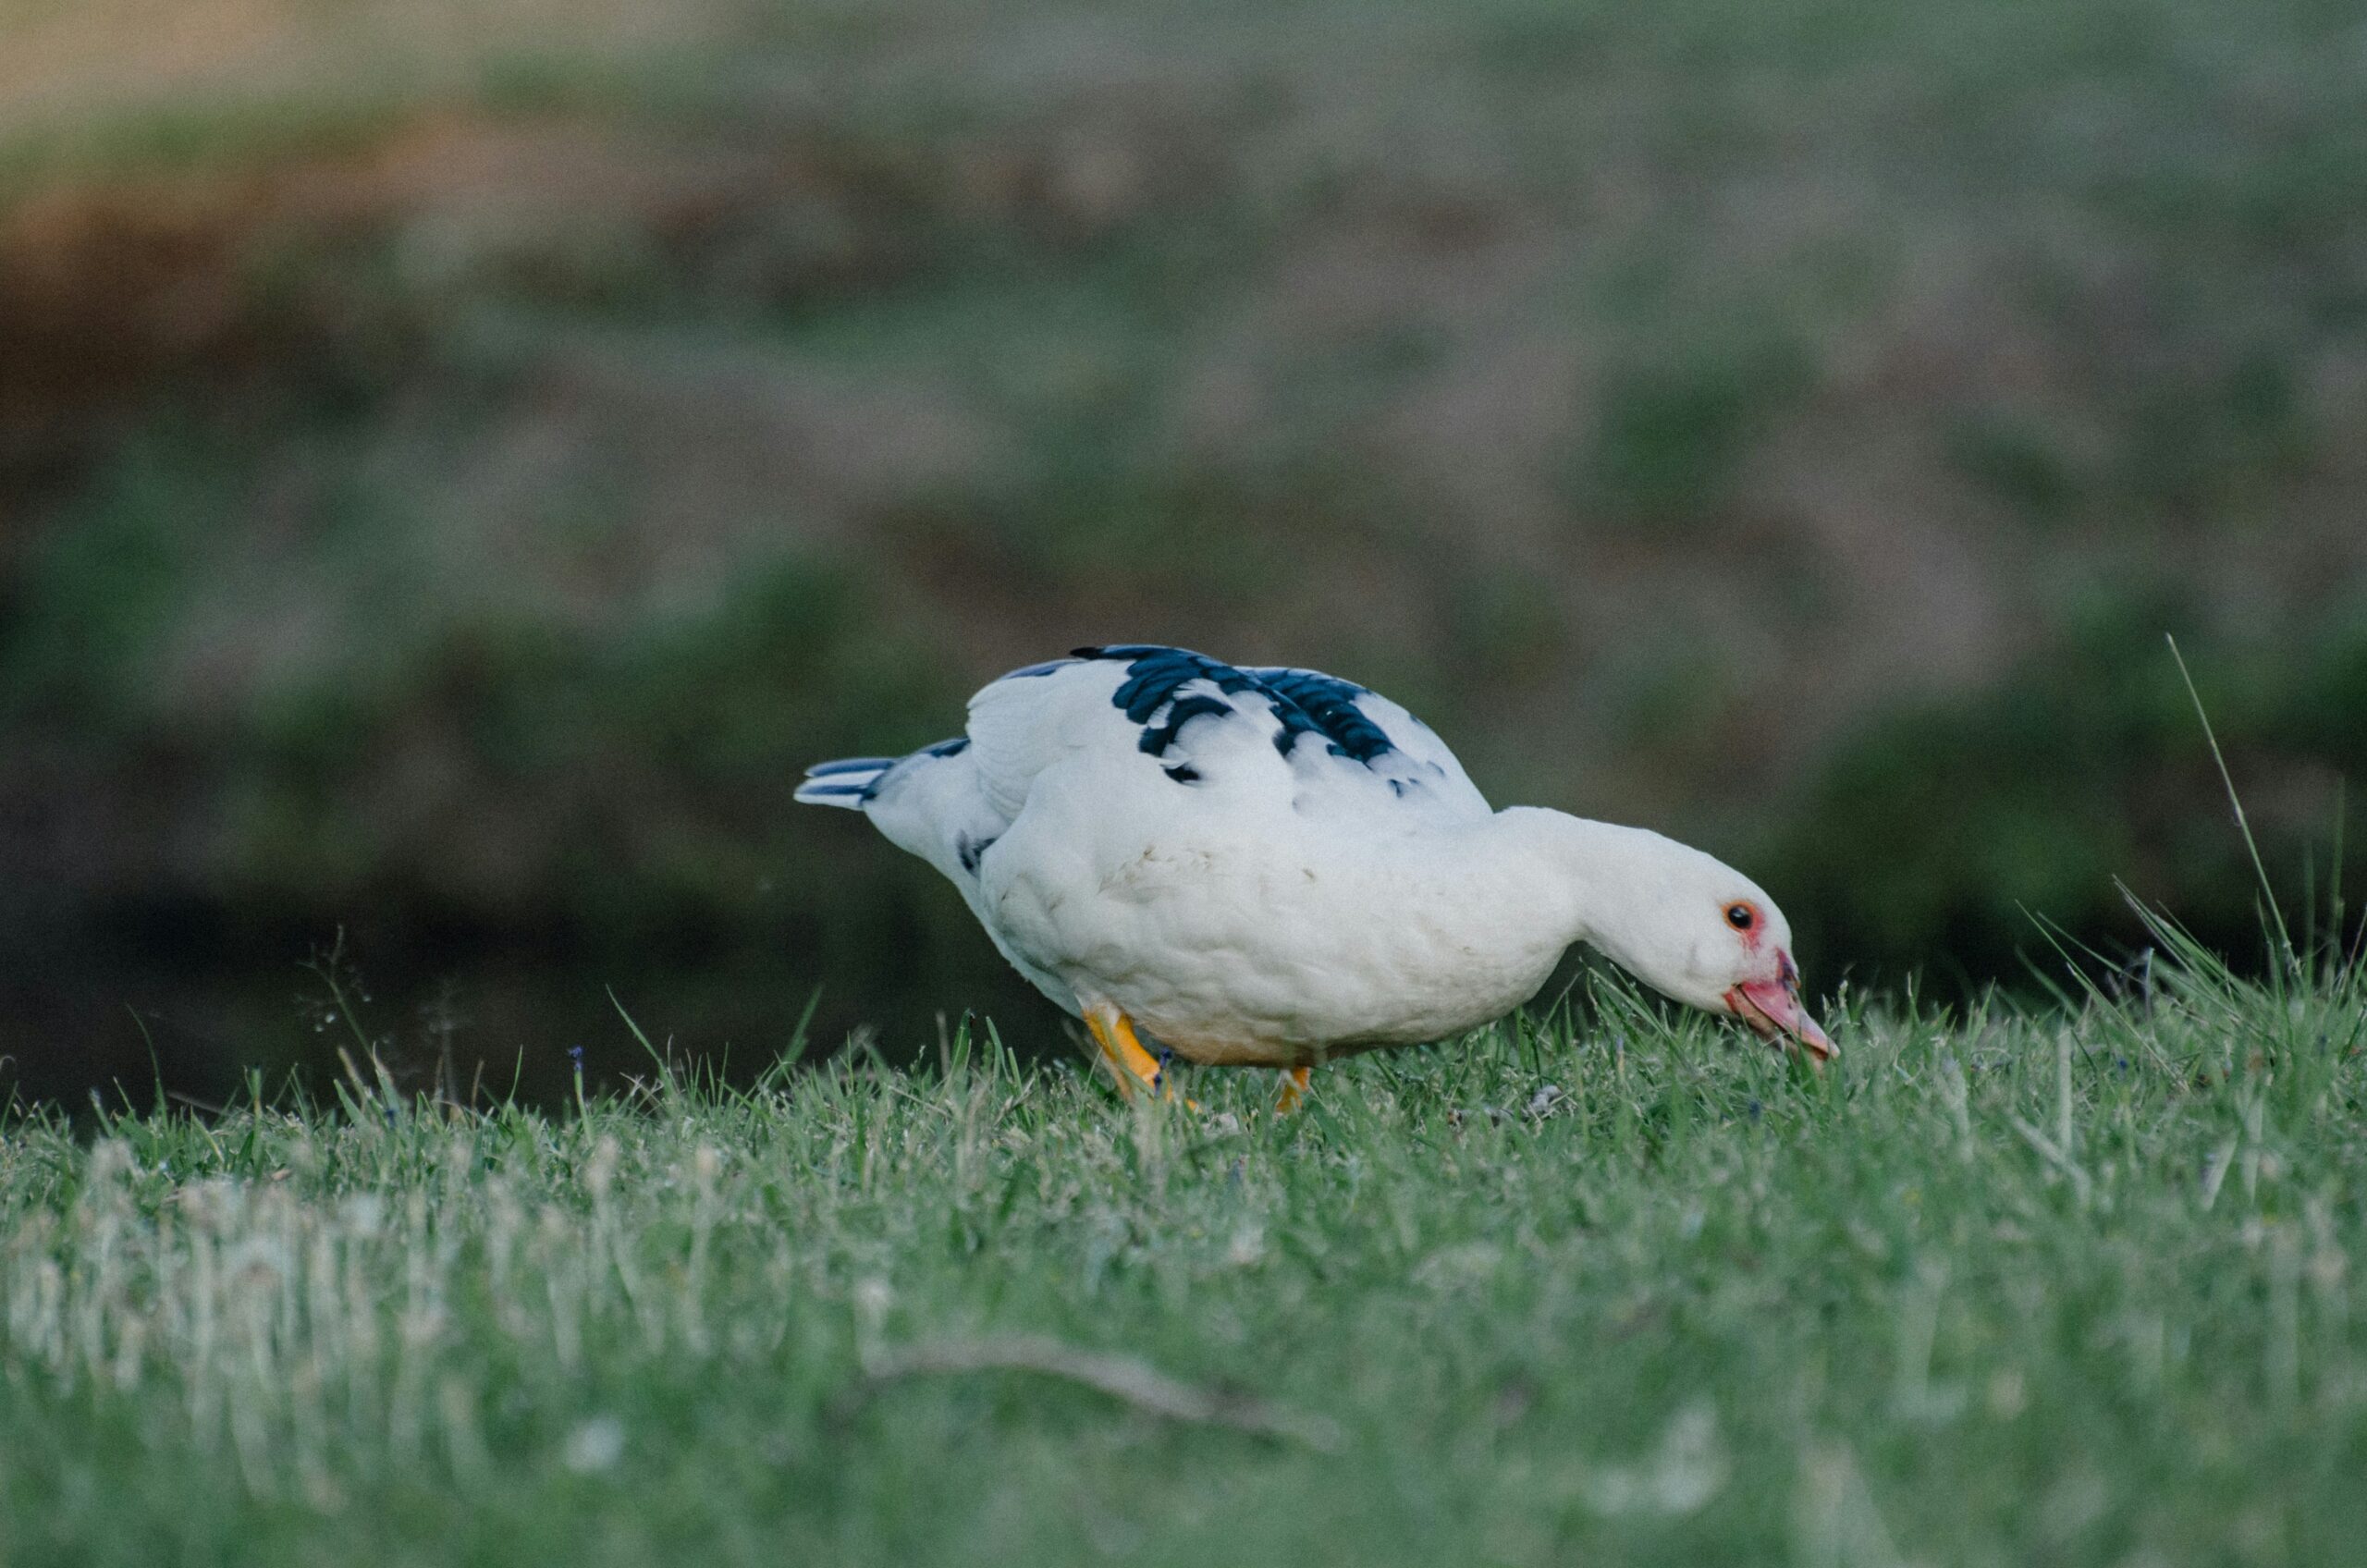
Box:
[1725,954,1834,1061]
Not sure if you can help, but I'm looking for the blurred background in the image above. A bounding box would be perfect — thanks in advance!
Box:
[3,0,2363,1109]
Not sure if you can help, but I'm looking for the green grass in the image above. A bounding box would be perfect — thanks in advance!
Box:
[6,930,2367,1566]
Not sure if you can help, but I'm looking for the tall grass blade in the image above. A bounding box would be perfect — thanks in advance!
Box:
[2165,634,2299,981]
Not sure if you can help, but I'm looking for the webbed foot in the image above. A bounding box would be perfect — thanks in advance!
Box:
[1083,1003,1198,1109]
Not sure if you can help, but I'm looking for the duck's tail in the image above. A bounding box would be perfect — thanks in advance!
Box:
[792,755,899,809]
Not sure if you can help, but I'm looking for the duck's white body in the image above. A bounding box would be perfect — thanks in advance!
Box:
[800,646,1828,1072]
[984,774,1564,1064]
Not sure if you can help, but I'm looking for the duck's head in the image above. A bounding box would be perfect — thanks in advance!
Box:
[1584,834,1835,1061]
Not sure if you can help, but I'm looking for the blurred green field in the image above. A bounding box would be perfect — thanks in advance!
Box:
[1,0,2364,1098]
[5,938,2366,1565]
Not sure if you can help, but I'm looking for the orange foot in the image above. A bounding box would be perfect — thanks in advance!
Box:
[1083,1002,1198,1109]
[1275,1066,1311,1116]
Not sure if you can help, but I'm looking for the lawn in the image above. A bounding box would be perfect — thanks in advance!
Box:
[5,932,2364,1566]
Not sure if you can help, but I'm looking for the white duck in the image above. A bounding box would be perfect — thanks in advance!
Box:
[797,645,1832,1109]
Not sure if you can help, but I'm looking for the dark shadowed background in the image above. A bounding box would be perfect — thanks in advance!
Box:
[3,0,2363,1109]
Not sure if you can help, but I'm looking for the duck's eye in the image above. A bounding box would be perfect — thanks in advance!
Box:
[1725,902,1756,931]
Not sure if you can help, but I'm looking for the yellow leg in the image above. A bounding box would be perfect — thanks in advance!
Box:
[1276,1066,1311,1116]
[1083,1003,1192,1106]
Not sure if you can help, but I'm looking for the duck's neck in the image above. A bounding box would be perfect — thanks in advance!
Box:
[1485,806,1680,956]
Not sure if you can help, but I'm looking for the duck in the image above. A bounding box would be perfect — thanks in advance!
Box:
[797,644,1832,1110]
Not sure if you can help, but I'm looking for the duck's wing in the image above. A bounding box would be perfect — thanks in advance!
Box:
[1243,662,1492,815]
[963,645,1492,823]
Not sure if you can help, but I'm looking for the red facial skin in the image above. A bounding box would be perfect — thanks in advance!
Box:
[1718,902,1834,1060]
